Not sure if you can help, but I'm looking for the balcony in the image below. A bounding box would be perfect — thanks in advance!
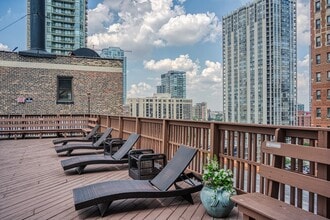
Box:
[0,114,329,219]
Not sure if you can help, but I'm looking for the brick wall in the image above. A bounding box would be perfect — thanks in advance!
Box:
[0,51,123,115]
[310,0,330,127]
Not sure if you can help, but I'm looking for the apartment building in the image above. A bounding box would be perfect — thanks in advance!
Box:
[222,0,297,125]
[127,93,192,120]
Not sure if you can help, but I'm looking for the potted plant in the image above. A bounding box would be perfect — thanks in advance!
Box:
[200,156,236,218]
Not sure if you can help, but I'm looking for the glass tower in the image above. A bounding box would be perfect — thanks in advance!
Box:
[27,0,88,55]
[222,0,297,125]
[157,70,186,99]
[100,47,127,104]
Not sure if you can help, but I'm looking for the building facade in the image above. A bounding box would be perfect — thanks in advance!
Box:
[157,71,186,98]
[297,111,311,127]
[192,102,208,121]
[0,51,123,115]
[100,47,127,104]
[27,0,88,55]
[127,93,192,120]
[222,0,297,125]
[310,0,330,128]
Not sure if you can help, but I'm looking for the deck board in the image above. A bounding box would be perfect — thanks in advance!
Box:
[0,139,241,219]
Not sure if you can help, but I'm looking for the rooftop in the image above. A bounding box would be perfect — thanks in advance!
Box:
[0,138,240,219]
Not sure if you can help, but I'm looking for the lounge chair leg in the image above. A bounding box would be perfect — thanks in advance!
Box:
[97,202,112,217]
[182,193,194,204]
[76,165,87,175]
[66,149,73,156]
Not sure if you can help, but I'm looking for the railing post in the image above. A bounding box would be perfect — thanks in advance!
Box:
[210,123,220,159]
[135,117,141,149]
[317,130,330,218]
[162,119,169,157]
[118,116,123,138]
[106,115,110,128]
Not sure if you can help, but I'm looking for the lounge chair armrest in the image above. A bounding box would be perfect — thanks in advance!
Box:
[137,153,166,161]
[128,149,154,156]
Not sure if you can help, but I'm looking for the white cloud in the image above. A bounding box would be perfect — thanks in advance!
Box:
[158,13,220,46]
[143,55,222,110]
[296,0,310,46]
[87,0,220,55]
[144,54,198,72]
[87,3,113,35]
[127,82,153,98]
[0,43,10,51]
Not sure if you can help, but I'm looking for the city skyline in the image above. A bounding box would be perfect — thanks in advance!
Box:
[0,0,310,111]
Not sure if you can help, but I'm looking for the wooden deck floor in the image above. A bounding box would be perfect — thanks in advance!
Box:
[0,139,241,220]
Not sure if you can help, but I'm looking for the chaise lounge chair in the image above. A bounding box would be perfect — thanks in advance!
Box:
[52,124,101,145]
[61,133,141,174]
[73,145,203,217]
[55,127,112,156]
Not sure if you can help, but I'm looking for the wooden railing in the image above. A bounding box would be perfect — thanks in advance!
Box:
[0,114,329,218]
[0,114,91,139]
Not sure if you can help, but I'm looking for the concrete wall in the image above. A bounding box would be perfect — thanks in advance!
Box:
[0,51,123,115]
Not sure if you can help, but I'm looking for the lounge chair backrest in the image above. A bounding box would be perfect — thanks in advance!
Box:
[85,124,100,139]
[93,128,113,147]
[112,133,140,160]
[150,145,197,191]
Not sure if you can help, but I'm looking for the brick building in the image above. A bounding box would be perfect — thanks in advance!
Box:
[0,51,123,115]
[310,0,330,127]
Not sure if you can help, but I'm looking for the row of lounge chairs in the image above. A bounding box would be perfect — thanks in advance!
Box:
[53,126,203,217]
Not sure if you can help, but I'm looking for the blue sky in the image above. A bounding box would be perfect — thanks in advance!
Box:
[0,0,310,111]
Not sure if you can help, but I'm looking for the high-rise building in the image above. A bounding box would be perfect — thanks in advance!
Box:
[157,71,186,98]
[310,0,330,128]
[222,0,297,125]
[100,47,127,104]
[127,93,192,120]
[27,0,88,55]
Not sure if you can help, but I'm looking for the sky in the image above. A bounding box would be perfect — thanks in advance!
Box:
[0,0,310,111]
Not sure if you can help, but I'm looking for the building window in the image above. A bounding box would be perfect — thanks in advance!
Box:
[316,90,321,100]
[316,108,321,118]
[316,54,321,64]
[327,34,330,45]
[328,89,330,99]
[57,76,73,104]
[315,1,321,12]
[328,16,330,26]
[328,0,330,7]
[316,72,321,82]
[328,108,330,118]
[328,53,330,63]
[316,19,321,29]
[328,71,330,80]
[316,36,321,47]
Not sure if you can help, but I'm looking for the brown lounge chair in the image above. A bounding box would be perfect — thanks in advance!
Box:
[73,145,203,217]
[61,133,141,174]
[52,124,101,145]
[55,127,112,156]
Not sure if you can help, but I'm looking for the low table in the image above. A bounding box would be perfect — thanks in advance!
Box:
[128,149,166,180]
